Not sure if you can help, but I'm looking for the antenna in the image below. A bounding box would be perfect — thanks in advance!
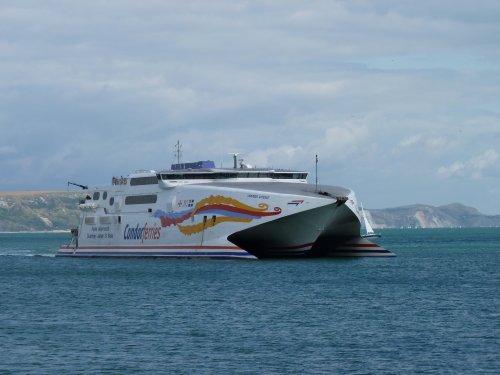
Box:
[174,140,182,164]
[67,181,88,190]
[315,154,318,193]
[229,153,239,169]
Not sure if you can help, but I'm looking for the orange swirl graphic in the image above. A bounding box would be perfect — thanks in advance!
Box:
[192,195,269,215]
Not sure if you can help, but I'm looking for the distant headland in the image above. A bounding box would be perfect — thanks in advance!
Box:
[0,191,499,232]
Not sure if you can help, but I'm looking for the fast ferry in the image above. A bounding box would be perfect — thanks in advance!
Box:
[57,156,393,259]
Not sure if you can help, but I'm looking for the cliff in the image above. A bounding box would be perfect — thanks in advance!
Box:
[368,203,500,229]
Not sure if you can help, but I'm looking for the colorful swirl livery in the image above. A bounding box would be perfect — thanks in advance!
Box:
[154,195,282,235]
[58,158,393,258]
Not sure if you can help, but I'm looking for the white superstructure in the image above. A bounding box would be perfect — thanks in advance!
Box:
[58,159,393,258]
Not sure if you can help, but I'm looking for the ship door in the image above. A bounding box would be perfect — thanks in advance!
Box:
[200,216,208,246]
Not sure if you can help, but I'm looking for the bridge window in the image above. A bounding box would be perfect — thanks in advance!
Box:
[130,176,158,185]
[125,195,158,205]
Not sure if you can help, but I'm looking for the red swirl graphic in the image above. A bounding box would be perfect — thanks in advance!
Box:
[195,204,281,217]
[159,211,192,227]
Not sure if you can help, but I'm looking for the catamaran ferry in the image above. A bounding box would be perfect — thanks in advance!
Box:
[57,156,393,258]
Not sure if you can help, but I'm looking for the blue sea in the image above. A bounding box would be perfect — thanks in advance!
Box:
[1,229,499,374]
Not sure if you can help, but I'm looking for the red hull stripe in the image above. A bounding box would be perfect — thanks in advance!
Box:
[61,243,382,251]
[196,204,280,217]
[342,243,381,248]
[268,242,382,250]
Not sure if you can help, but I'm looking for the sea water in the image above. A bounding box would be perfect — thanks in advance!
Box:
[0,229,498,374]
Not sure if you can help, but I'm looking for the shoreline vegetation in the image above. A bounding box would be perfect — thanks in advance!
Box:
[1,191,499,232]
[0,191,83,232]
[0,191,69,196]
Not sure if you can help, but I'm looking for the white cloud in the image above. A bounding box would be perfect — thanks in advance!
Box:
[0,1,500,213]
[438,149,499,179]
[320,124,370,158]
[437,162,466,179]
[399,133,456,151]
[245,145,304,169]
[399,134,422,147]
[470,149,499,179]
[424,136,450,149]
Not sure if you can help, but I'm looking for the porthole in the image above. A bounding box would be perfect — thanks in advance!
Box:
[103,191,108,200]
[93,192,100,200]
[109,197,114,206]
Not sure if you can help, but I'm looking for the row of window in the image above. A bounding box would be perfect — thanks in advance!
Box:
[130,176,158,186]
[93,191,107,200]
[92,191,115,206]
[92,191,156,206]
[95,172,306,192]
[124,195,158,205]
[84,216,122,225]
[158,172,307,180]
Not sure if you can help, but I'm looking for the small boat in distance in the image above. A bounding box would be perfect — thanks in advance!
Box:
[361,202,381,238]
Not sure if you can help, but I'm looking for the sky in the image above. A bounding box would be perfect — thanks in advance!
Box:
[0,0,499,214]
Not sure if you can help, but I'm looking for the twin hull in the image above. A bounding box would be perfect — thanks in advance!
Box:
[57,182,392,259]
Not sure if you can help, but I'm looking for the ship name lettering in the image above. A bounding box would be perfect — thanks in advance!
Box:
[123,223,161,242]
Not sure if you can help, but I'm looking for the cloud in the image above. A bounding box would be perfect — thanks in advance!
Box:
[399,133,456,151]
[0,1,500,213]
[438,149,499,179]
[399,134,422,147]
[469,149,500,179]
[437,162,466,179]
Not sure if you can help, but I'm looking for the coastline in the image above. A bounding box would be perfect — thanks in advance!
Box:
[0,191,71,196]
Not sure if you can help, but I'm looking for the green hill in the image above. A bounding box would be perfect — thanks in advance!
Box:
[0,191,83,232]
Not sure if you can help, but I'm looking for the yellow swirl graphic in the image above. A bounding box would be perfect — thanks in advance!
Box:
[173,195,280,236]
[192,195,269,214]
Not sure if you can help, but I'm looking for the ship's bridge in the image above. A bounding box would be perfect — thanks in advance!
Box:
[157,160,308,185]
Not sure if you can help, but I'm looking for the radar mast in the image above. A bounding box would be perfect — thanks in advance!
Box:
[174,140,182,165]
